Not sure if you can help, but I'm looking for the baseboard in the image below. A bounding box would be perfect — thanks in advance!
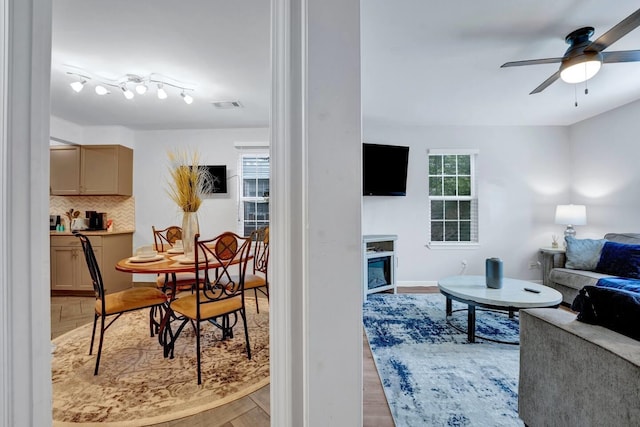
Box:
[397,281,438,287]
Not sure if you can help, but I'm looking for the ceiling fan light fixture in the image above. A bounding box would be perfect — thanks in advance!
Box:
[560,52,603,84]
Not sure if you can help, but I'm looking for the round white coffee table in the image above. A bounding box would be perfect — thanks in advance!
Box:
[437,275,562,343]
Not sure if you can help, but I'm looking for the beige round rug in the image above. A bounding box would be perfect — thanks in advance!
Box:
[52,299,269,426]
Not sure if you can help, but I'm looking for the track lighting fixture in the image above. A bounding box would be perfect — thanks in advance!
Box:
[65,69,195,105]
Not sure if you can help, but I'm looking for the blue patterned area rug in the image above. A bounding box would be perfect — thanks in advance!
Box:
[363,293,524,427]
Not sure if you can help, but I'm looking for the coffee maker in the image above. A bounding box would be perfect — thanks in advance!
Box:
[86,211,107,230]
[49,215,61,230]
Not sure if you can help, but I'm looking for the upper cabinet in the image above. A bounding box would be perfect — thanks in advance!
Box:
[50,145,133,196]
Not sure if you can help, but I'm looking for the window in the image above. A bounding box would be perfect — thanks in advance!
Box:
[239,154,270,236]
[428,149,478,245]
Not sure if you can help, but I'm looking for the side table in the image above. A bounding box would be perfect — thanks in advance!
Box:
[539,247,566,286]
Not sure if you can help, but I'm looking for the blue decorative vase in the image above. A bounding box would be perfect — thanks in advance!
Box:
[485,258,503,289]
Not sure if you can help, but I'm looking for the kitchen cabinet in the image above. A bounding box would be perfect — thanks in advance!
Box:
[50,232,133,295]
[50,145,133,196]
[49,145,81,195]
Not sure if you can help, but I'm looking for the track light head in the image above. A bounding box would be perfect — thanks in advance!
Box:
[95,85,109,95]
[135,83,148,95]
[157,83,168,100]
[121,85,134,100]
[70,80,86,92]
[181,91,194,104]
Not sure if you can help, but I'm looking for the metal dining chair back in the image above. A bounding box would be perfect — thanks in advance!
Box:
[75,232,168,375]
[246,226,270,312]
[152,225,182,252]
[168,231,252,384]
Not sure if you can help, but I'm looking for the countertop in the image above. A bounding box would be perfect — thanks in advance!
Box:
[50,230,134,236]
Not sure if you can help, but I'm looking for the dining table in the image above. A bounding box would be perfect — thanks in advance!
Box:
[115,250,252,357]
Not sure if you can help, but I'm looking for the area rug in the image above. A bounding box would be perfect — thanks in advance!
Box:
[363,293,523,427]
[52,299,269,426]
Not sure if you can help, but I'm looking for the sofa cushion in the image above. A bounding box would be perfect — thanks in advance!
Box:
[564,236,607,270]
[604,233,640,245]
[571,285,640,341]
[595,241,640,279]
[549,268,612,291]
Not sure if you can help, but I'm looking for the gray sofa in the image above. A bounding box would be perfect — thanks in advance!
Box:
[547,232,640,305]
[519,308,640,427]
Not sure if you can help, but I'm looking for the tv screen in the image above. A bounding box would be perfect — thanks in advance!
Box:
[363,143,409,196]
[204,165,227,194]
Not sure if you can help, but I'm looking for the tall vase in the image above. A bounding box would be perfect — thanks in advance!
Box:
[181,211,200,260]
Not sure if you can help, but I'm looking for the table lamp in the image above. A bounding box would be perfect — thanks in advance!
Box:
[555,204,587,238]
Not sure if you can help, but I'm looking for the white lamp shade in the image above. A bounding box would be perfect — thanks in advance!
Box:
[555,204,587,225]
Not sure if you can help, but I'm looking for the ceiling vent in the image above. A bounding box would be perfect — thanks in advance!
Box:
[211,100,243,109]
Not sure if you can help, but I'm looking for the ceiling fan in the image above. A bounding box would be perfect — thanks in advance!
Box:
[501,7,640,94]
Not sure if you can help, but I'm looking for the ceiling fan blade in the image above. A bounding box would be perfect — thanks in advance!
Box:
[586,8,640,52]
[529,71,561,94]
[602,50,640,63]
[501,57,563,68]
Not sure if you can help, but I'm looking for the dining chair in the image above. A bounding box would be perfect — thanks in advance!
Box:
[75,232,168,375]
[152,225,202,294]
[152,225,182,252]
[167,231,252,384]
[246,226,270,312]
[218,226,270,312]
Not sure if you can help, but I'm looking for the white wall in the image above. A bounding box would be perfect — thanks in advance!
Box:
[363,122,571,283]
[50,117,135,148]
[132,128,269,250]
[569,99,640,238]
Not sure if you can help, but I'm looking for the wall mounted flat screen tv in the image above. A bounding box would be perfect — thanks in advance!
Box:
[204,165,227,194]
[363,143,409,196]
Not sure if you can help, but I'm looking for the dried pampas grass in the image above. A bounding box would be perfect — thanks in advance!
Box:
[166,149,213,212]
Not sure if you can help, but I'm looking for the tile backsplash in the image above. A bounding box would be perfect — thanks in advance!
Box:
[50,195,135,231]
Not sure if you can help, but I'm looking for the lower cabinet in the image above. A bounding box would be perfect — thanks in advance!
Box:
[50,233,133,295]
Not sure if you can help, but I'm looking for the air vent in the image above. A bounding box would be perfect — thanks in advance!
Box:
[211,100,243,109]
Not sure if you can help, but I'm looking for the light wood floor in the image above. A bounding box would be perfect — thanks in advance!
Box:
[51,286,438,426]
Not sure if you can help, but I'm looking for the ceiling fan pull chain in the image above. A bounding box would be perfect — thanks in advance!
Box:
[574,85,578,107]
[584,68,589,95]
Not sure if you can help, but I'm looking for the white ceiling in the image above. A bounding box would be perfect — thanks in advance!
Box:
[51,1,640,131]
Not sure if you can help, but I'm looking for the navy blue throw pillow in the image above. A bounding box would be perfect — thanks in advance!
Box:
[571,286,640,341]
[595,241,640,279]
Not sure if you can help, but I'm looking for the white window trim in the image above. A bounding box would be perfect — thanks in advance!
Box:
[427,148,480,248]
